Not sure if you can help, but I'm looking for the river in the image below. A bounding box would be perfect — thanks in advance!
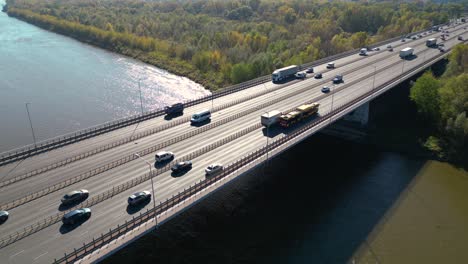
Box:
[0,0,209,153]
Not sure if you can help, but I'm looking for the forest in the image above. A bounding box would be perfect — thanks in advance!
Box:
[410,44,468,164]
[4,0,463,89]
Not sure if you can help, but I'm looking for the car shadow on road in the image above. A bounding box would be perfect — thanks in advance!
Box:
[190,119,211,127]
[164,112,183,121]
[171,169,191,178]
[126,199,151,215]
[262,126,282,138]
[59,217,91,234]
[155,160,172,169]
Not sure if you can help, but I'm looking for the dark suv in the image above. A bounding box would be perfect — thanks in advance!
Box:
[333,74,343,84]
[164,103,184,115]
[61,189,89,205]
[62,208,91,225]
[171,161,192,173]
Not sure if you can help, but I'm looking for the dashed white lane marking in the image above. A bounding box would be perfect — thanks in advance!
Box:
[10,250,24,258]
[33,251,48,261]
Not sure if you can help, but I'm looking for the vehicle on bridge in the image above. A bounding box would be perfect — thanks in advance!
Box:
[359,48,367,56]
[387,45,393,51]
[326,62,335,69]
[426,38,437,47]
[155,151,174,162]
[164,103,184,115]
[128,191,151,206]
[62,208,91,225]
[305,67,314,73]
[314,72,323,79]
[171,161,193,173]
[191,109,211,124]
[261,110,282,127]
[321,86,330,93]
[0,211,9,224]
[205,164,224,176]
[399,47,414,59]
[279,103,320,128]
[458,35,464,40]
[271,65,299,83]
[295,72,306,79]
[61,189,89,205]
[333,74,343,84]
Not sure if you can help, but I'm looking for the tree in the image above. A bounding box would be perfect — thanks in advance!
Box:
[409,72,441,121]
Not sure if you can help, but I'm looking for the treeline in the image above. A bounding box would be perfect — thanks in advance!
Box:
[410,44,468,164]
[4,0,462,89]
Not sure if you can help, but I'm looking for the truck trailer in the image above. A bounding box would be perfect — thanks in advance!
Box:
[279,103,320,128]
[272,65,299,83]
[426,38,437,47]
[399,47,414,58]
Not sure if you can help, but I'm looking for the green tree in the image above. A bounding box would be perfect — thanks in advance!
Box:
[409,72,441,121]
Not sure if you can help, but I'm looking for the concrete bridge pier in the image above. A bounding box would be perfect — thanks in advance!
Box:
[320,102,370,142]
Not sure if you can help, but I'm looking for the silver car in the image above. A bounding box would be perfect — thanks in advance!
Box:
[205,164,224,176]
[128,191,151,205]
[61,189,89,205]
[155,151,174,163]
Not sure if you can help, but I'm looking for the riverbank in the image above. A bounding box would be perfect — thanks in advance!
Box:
[2,7,218,91]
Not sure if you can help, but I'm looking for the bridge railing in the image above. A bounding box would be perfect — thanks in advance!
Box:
[53,48,450,264]
[0,24,444,166]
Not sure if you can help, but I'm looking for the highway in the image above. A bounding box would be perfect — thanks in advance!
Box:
[0,22,466,263]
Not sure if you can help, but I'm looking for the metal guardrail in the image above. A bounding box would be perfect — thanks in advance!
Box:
[0,24,445,166]
[2,28,459,212]
[52,47,452,264]
[2,26,450,188]
[0,123,263,248]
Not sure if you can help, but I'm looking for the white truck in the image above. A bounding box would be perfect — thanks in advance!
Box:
[271,65,299,82]
[426,38,437,47]
[261,110,282,127]
[399,47,414,58]
[359,48,367,56]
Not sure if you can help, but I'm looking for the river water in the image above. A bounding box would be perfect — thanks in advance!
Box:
[0,0,209,152]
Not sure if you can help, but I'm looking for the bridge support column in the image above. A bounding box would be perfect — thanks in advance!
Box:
[342,102,369,126]
[320,102,370,142]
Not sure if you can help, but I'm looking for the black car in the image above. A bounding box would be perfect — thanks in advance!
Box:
[0,211,9,223]
[164,103,184,115]
[62,208,91,225]
[305,67,314,73]
[61,189,89,205]
[332,74,343,84]
[314,72,322,79]
[171,161,192,173]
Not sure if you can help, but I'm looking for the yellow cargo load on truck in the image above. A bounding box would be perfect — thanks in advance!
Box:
[279,103,320,127]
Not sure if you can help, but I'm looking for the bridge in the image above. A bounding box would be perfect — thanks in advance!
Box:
[0,22,466,263]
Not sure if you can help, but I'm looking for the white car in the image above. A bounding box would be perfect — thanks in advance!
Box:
[326,62,335,69]
[155,151,174,162]
[295,72,306,79]
[205,164,224,176]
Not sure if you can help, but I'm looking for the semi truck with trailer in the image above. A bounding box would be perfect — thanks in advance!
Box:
[279,103,320,128]
[271,65,299,82]
[261,111,282,127]
[399,47,414,58]
[426,38,437,47]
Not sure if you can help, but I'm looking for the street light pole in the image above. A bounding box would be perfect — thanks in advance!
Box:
[25,103,37,148]
[372,65,377,97]
[329,86,335,125]
[134,153,157,225]
[138,79,144,116]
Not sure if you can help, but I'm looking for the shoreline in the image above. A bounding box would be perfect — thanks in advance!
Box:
[2,7,219,91]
